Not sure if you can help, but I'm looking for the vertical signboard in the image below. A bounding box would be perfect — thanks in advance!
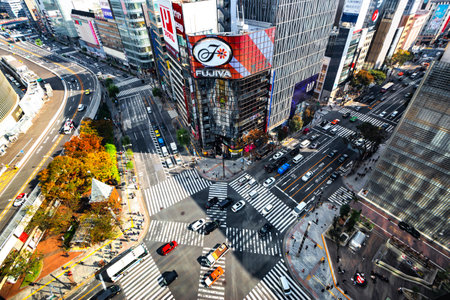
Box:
[172,2,185,38]
[423,4,450,35]
[159,0,179,53]
[99,0,113,19]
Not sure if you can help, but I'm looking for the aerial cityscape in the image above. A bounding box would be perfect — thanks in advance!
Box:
[0,0,448,299]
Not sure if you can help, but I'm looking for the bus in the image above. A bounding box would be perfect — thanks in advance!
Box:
[380,82,394,93]
[106,244,148,282]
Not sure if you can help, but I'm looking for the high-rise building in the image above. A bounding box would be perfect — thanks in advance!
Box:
[71,9,106,59]
[395,9,430,52]
[37,0,79,40]
[0,69,21,156]
[416,1,450,46]
[242,0,339,130]
[109,0,153,71]
[0,0,25,18]
[363,47,450,248]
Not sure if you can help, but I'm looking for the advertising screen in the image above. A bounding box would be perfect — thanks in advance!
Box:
[341,0,364,23]
[423,4,449,35]
[99,0,113,19]
[290,74,318,117]
[187,27,275,79]
[159,0,179,53]
[73,18,100,46]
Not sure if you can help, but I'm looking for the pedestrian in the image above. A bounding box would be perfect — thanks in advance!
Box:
[302,269,305,273]
[286,251,289,255]
[343,279,346,283]
[305,245,308,250]
[314,244,317,248]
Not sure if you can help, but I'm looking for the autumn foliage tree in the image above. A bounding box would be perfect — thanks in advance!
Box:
[64,133,103,158]
[242,129,268,146]
[352,70,374,86]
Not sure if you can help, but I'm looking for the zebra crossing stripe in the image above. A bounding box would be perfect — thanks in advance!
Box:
[146,220,204,247]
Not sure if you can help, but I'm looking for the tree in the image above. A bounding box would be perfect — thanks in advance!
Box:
[391,49,413,66]
[105,78,113,88]
[352,70,374,86]
[88,214,115,244]
[242,129,268,146]
[368,69,386,85]
[277,126,289,141]
[107,84,119,98]
[0,250,43,280]
[357,122,385,145]
[122,135,131,147]
[289,115,303,133]
[152,87,162,97]
[340,204,351,218]
[64,133,103,158]
[35,39,43,46]
[177,128,190,146]
[83,151,118,182]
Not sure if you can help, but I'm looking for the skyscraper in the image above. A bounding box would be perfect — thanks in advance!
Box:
[242,0,339,130]
[0,0,25,18]
[363,47,450,248]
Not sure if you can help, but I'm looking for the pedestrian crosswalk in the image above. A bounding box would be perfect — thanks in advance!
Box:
[328,186,354,206]
[115,77,141,88]
[208,182,228,200]
[117,85,152,97]
[198,248,226,300]
[146,219,205,247]
[226,227,281,256]
[230,174,296,233]
[339,107,394,132]
[119,253,174,300]
[207,182,228,227]
[167,110,178,119]
[144,169,212,216]
[244,259,310,300]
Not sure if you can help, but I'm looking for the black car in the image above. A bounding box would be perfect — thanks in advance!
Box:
[342,112,350,118]
[264,164,275,173]
[205,197,219,209]
[290,148,300,156]
[258,223,273,237]
[218,197,233,210]
[320,120,328,127]
[91,285,121,300]
[277,156,288,167]
[158,270,178,287]
[329,172,339,181]
[407,227,421,239]
[398,221,411,231]
[338,154,349,163]
[328,149,338,158]
[204,220,221,235]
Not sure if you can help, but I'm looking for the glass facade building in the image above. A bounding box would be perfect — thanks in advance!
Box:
[363,59,450,247]
[242,0,338,130]
[109,0,153,70]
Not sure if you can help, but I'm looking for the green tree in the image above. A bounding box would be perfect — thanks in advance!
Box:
[35,39,42,46]
[152,87,162,97]
[177,128,190,146]
[126,161,134,170]
[340,204,351,217]
[105,78,113,88]
[89,214,115,244]
[391,49,413,66]
[357,122,385,145]
[0,250,43,280]
[289,115,303,133]
[368,69,386,85]
[107,84,119,98]
[352,70,374,86]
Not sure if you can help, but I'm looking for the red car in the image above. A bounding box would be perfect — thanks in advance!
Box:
[162,241,178,255]
[331,119,340,125]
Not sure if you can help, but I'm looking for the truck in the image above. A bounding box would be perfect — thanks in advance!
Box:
[205,243,229,267]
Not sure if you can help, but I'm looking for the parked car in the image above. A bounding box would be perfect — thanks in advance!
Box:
[162,241,178,255]
[263,177,276,188]
[261,204,273,217]
[258,223,273,237]
[13,193,28,207]
[231,200,246,212]
[204,220,221,234]
[301,171,314,182]
[205,197,219,209]
[191,219,206,231]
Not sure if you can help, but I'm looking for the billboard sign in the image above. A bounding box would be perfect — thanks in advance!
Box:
[423,4,450,35]
[172,2,185,38]
[99,0,113,19]
[341,0,364,23]
[188,27,275,79]
[159,0,179,53]
[368,0,385,28]
[290,74,318,117]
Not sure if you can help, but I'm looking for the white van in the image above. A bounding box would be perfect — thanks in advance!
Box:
[349,230,367,252]
[279,276,292,296]
[170,142,178,154]
[161,146,169,157]
[291,202,307,217]
[293,154,304,164]
[249,190,259,199]
[165,158,174,168]
[299,140,311,148]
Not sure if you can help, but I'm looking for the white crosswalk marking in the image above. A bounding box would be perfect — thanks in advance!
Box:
[119,254,175,300]
[230,174,296,233]
[198,248,226,300]
[328,186,353,206]
[339,107,395,132]
[244,259,310,300]
[167,110,179,119]
[117,85,152,97]
[206,182,228,227]
[144,169,212,215]
[115,77,141,88]
[226,227,281,256]
[146,219,205,247]
[208,182,228,200]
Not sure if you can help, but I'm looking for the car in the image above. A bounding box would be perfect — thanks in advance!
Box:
[84,89,90,95]
[205,197,219,209]
[379,111,387,118]
[77,104,85,111]
[92,284,121,299]
[239,174,251,184]
[277,156,288,167]
[380,97,387,101]
[158,270,178,287]
[146,106,152,113]
[354,106,361,111]
[264,164,275,173]
[328,149,338,158]
[355,138,365,147]
[342,112,350,118]
[218,197,233,210]
[398,221,411,231]
[205,266,224,287]
[402,82,409,87]
[71,78,76,82]
[320,120,328,127]
[398,71,404,76]
[289,147,300,156]
[280,276,292,296]
[392,87,397,92]
[204,220,221,234]
[404,93,411,98]
[152,124,158,130]
[301,171,314,182]
[258,223,273,237]
[302,127,310,134]
[13,193,27,207]
[272,151,284,160]
[349,116,358,122]
[331,119,340,125]
[263,177,276,188]
[329,128,338,135]
[329,171,339,181]
[338,154,349,163]
[261,203,273,216]
[299,140,311,148]
[390,111,399,118]
[309,142,320,149]
[277,163,291,175]
[155,129,161,137]
[191,219,206,231]
[381,123,389,130]
[231,200,246,212]
[309,134,320,141]
[407,227,421,239]
[162,241,178,255]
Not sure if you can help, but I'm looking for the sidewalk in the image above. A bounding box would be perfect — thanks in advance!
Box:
[283,204,349,300]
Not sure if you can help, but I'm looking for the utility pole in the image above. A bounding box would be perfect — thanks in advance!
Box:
[296,221,312,257]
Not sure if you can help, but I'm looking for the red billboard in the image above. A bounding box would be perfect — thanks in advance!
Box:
[187,27,275,79]
[172,2,185,38]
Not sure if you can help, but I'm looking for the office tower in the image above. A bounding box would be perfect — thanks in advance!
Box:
[395,9,429,52]
[0,69,21,156]
[0,0,25,18]
[242,0,339,130]
[109,0,153,71]
[37,0,79,41]
[363,47,450,248]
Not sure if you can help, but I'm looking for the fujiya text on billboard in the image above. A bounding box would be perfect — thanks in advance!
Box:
[159,0,179,52]
[193,38,233,67]
[195,69,232,78]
